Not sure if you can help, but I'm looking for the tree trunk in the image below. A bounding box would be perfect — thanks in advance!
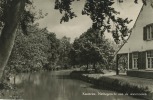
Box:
[93,63,96,73]
[0,0,26,81]
[116,55,119,75]
[86,63,89,72]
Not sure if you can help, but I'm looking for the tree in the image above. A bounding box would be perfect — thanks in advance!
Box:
[46,31,60,70]
[55,0,132,42]
[0,0,35,79]
[70,28,116,72]
[7,26,52,73]
[69,38,81,67]
[58,36,72,69]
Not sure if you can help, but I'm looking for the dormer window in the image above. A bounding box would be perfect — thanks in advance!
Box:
[143,24,153,40]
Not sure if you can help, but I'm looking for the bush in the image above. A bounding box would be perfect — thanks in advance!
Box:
[70,71,150,99]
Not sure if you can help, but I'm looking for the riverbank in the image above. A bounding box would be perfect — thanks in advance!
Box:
[70,71,153,100]
[0,82,24,99]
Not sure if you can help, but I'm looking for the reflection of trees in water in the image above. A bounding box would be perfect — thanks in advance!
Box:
[10,74,32,85]
[11,71,139,100]
[21,72,83,100]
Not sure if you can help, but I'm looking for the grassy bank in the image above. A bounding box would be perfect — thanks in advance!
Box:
[0,82,23,99]
[70,71,152,100]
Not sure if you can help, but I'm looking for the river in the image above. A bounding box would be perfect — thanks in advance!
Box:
[10,70,144,100]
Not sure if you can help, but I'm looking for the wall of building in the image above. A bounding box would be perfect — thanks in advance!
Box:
[127,70,153,79]
[118,0,153,54]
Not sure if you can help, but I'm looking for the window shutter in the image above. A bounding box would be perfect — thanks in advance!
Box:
[152,24,153,38]
[141,51,146,69]
[143,27,147,40]
[138,52,142,69]
[129,53,132,69]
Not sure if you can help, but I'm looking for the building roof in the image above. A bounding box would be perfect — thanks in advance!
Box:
[118,0,153,54]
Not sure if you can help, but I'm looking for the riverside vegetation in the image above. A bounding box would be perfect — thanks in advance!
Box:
[0,0,133,81]
[0,25,72,99]
[70,71,152,100]
[0,25,119,99]
[0,0,146,99]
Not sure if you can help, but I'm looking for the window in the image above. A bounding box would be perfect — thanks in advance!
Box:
[147,26,153,40]
[143,24,153,40]
[147,51,153,69]
[132,52,138,69]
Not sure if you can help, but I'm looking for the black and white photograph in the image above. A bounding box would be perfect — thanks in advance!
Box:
[0,0,152,100]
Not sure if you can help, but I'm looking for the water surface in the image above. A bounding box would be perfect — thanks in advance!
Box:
[11,70,144,100]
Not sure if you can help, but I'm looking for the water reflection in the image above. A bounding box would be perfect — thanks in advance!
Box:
[10,71,143,100]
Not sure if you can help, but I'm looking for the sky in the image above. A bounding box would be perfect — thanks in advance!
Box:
[33,0,143,42]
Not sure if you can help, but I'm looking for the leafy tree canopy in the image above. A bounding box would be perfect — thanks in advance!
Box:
[7,25,59,73]
[0,0,46,34]
[0,0,139,43]
[69,28,115,70]
[55,0,133,43]
[0,0,148,43]
[58,36,72,67]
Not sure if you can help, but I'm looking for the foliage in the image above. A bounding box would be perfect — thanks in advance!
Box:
[5,25,73,73]
[46,31,60,68]
[133,0,146,5]
[57,36,72,68]
[6,25,59,73]
[55,0,132,43]
[54,0,150,43]
[0,0,147,75]
[54,0,77,23]
[0,0,31,30]
[69,28,116,71]
[0,0,47,35]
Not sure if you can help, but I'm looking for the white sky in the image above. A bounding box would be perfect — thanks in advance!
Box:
[33,0,143,42]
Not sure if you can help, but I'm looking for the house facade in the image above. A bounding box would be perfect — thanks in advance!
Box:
[117,0,153,77]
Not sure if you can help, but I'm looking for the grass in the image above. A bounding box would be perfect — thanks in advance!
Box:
[70,71,152,99]
[98,76,150,98]
[106,75,153,92]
